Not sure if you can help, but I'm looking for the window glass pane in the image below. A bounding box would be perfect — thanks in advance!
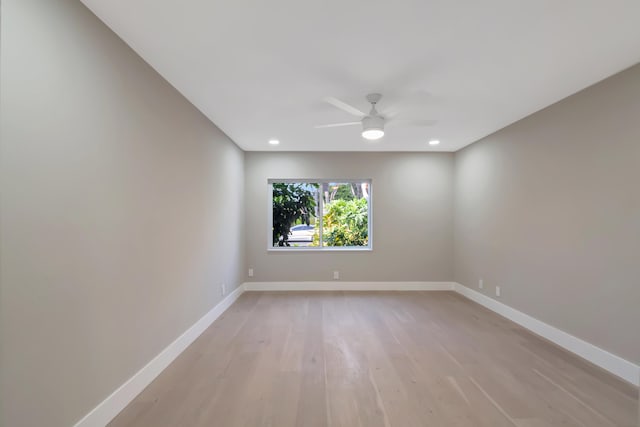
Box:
[270,180,371,249]
[272,182,320,247]
[321,182,369,247]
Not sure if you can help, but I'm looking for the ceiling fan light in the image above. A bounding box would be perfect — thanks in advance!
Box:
[361,115,385,140]
[362,129,385,140]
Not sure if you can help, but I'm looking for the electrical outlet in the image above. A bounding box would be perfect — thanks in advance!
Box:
[333,271,340,280]
[248,268,254,277]
[221,283,226,296]
[479,279,484,289]
[495,286,501,297]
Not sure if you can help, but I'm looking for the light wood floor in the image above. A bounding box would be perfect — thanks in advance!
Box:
[110,291,638,427]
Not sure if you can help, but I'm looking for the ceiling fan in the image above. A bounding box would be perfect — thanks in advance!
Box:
[315,93,437,140]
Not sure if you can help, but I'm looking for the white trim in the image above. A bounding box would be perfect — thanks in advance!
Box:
[267,246,373,252]
[453,283,640,387]
[73,286,244,427]
[267,179,373,251]
[267,178,369,184]
[319,182,324,247]
[243,281,455,291]
[267,181,274,249]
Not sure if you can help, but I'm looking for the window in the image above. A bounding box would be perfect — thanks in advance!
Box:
[269,179,372,250]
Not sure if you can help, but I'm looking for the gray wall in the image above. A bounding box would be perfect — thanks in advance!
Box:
[1,1,637,426]
[454,64,640,365]
[245,152,454,282]
[0,1,245,426]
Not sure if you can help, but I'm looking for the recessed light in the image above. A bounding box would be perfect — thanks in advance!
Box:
[268,139,280,145]
[428,139,440,146]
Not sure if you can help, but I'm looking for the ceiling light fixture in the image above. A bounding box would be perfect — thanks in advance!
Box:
[428,139,440,146]
[361,115,385,140]
[268,139,280,145]
[316,93,437,144]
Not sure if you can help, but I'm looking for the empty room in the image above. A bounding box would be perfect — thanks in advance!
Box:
[1,0,639,426]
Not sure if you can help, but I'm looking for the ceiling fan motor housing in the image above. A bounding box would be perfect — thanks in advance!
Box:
[362,114,384,132]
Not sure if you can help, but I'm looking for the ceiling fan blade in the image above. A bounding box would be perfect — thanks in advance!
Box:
[314,121,361,128]
[323,97,366,117]
[388,118,437,127]
[381,110,400,120]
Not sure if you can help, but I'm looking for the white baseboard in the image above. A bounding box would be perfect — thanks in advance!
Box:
[73,285,244,427]
[453,283,640,387]
[243,281,455,291]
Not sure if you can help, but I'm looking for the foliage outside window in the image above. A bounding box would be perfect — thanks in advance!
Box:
[270,180,371,249]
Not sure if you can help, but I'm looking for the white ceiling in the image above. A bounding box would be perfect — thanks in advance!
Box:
[81,0,640,152]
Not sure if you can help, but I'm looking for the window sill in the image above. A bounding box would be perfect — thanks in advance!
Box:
[267,246,372,253]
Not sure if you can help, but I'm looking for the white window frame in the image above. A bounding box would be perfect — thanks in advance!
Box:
[267,179,373,252]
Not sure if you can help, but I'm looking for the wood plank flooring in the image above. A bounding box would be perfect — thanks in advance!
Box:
[109,291,639,427]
